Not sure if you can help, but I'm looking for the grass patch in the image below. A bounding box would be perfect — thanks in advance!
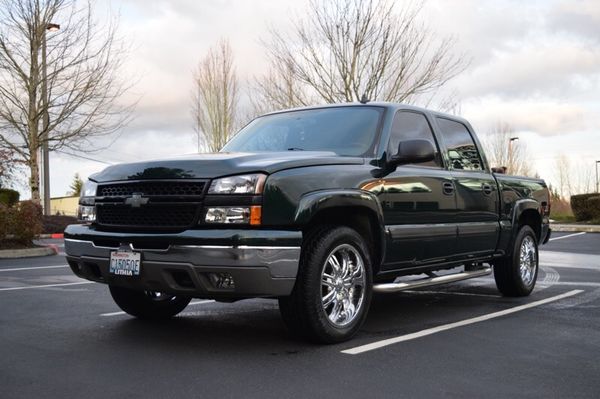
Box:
[550,213,576,223]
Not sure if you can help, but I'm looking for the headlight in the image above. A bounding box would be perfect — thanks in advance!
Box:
[77,205,96,222]
[208,174,267,194]
[78,180,97,222]
[81,180,98,197]
[204,206,262,225]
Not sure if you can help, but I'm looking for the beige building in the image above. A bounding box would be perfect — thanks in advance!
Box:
[50,196,79,217]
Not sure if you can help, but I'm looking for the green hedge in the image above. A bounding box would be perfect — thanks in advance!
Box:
[571,193,600,222]
[0,188,20,206]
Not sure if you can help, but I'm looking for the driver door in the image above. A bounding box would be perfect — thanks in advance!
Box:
[379,111,458,270]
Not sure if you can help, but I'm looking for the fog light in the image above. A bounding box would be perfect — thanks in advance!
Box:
[208,272,235,289]
[77,205,96,222]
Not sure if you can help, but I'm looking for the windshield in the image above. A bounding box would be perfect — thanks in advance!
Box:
[222,106,384,156]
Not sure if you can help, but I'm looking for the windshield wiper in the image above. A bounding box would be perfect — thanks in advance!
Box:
[287,147,305,151]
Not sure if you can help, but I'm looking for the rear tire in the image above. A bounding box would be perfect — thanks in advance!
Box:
[279,226,373,343]
[493,225,539,297]
[109,286,191,319]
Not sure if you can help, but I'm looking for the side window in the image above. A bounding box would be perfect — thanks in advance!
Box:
[388,111,442,167]
[436,118,484,171]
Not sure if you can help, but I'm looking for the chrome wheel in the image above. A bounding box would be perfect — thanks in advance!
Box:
[519,236,537,286]
[320,244,366,327]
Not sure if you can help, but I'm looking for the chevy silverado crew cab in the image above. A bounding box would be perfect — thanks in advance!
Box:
[65,103,551,343]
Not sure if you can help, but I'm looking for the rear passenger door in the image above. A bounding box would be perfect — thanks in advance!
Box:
[435,117,499,257]
[380,111,457,270]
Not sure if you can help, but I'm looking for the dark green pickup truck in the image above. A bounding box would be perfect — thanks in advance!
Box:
[65,103,550,343]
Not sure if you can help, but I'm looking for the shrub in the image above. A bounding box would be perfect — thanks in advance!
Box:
[0,188,20,206]
[550,196,573,222]
[11,201,43,244]
[0,203,9,241]
[571,193,600,222]
[43,214,77,234]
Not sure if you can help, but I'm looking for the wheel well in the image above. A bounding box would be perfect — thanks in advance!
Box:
[518,209,542,242]
[303,207,383,273]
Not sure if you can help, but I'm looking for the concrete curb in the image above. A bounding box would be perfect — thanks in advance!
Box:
[551,224,600,233]
[0,246,58,259]
[37,233,64,239]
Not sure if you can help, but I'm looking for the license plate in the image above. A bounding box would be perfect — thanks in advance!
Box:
[109,251,141,276]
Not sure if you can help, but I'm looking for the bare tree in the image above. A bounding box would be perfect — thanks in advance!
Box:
[249,55,310,116]
[573,161,594,195]
[0,0,133,203]
[0,148,18,188]
[555,155,572,199]
[192,39,238,153]
[435,91,462,116]
[558,159,595,197]
[253,0,467,114]
[483,122,533,176]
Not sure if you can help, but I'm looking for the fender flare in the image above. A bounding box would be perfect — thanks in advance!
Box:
[509,198,542,247]
[294,189,386,263]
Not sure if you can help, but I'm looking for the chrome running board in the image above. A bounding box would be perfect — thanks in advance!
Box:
[373,267,492,293]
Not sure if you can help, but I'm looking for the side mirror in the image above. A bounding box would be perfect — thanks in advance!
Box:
[390,139,435,166]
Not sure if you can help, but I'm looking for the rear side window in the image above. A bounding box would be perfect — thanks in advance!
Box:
[388,111,442,167]
[436,118,483,171]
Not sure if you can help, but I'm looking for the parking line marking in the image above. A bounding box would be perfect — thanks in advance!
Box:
[0,265,69,272]
[549,232,586,241]
[0,281,94,291]
[546,282,600,287]
[100,299,215,317]
[341,289,584,355]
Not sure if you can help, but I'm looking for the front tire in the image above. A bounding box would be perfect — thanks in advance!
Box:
[493,225,539,297]
[109,286,191,319]
[279,226,373,343]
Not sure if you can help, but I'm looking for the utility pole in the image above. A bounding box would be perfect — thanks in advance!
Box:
[507,136,519,174]
[596,161,600,193]
[41,23,60,215]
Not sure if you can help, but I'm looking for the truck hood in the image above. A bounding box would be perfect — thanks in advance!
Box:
[89,152,364,182]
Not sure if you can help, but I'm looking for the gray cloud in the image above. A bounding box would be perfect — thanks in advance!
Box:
[546,0,600,43]
[27,0,600,198]
[457,43,600,99]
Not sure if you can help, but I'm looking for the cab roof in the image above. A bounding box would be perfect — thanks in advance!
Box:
[261,101,471,126]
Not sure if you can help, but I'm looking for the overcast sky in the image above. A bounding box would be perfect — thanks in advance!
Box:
[33,0,600,198]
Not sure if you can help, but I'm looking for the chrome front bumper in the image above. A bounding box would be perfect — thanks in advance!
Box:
[64,237,301,299]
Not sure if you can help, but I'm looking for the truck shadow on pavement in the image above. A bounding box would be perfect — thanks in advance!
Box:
[100,281,546,354]
[106,300,315,355]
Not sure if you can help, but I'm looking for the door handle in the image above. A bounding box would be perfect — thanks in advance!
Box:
[442,182,454,195]
[482,183,493,195]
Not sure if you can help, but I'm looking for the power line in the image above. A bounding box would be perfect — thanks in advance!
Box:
[55,149,114,165]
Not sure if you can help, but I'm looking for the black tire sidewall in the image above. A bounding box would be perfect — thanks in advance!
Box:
[510,225,539,294]
[109,285,191,319]
[302,226,373,343]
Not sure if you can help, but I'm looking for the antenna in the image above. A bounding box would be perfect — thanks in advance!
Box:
[359,94,369,104]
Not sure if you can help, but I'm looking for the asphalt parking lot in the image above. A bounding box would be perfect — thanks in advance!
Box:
[1,232,599,398]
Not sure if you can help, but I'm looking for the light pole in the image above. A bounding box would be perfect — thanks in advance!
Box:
[507,136,519,174]
[41,22,60,215]
[596,161,600,193]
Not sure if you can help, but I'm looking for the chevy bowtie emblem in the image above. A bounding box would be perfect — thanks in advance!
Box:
[125,193,149,208]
